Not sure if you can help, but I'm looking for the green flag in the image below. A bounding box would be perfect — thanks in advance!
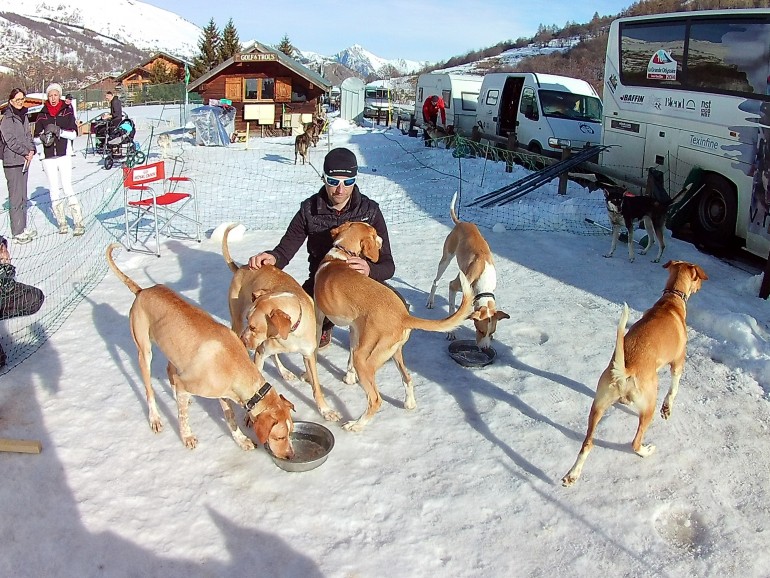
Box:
[184,63,190,85]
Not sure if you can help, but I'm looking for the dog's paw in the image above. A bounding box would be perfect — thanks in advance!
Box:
[342,420,365,432]
[446,331,457,341]
[321,408,342,422]
[426,299,434,309]
[561,473,579,487]
[661,403,672,419]
[603,253,613,259]
[343,371,358,385]
[635,443,656,457]
[183,435,198,449]
[149,418,163,433]
[279,369,299,382]
[236,438,255,451]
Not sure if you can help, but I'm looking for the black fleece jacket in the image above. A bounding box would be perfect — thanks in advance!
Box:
[268,186,395,285]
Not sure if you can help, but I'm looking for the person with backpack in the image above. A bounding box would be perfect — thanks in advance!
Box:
[34,83,85,236]
[0,88,37,244]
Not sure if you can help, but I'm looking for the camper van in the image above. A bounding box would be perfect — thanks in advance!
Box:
[414,73,484,136]
[476,72,603,157]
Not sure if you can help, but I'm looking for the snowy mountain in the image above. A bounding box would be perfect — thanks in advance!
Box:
[1,1,423,88]
[6,0,201,57]
[296,45,424,79]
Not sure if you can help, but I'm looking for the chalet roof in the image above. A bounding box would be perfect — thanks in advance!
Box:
[116,52,192,82]
[188,41,331,92]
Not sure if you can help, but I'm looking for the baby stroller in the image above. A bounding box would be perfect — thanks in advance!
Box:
[102,117,145,170]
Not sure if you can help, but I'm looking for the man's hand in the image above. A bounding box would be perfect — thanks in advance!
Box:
[248,252,276,269]
[0,243,11,265]
[346,256,370,276]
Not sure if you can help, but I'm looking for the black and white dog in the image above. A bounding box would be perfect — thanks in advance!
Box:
[602,185,668,263]
[600,167,699,263]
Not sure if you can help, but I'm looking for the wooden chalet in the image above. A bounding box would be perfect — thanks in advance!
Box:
[117,52,190,100]
[188,42,331,134]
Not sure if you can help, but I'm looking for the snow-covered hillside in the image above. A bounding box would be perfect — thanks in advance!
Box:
[9,0,201,57]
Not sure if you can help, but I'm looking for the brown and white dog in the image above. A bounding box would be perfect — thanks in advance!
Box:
[221,225,340,422]
[294,132,311,165]
[562,260,708,486]
[106,243,296,457]
[314,221,474,431]
[427,192,509,348]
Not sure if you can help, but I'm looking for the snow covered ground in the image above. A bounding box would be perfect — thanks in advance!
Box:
[1,106,770,577]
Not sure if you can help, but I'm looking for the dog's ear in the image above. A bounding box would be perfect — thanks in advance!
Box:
[495,310,510,321]
[692,264,709,281]
[662,260,676,270]
[253,412,276,445]
[251,290,268,302]
[361,234,381,262]
[331,222,353,239]
[267,310,292,339]
[279,394,295,413]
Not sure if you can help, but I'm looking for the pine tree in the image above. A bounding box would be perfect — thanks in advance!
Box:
[149,60,175,84]
[276,34,295,58]
[191,18,221,79]
[219,19,241,62]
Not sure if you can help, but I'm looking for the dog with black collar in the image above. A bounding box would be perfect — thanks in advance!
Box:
[221,224,340,423]
[106,243,296,457]
[427,192,509,348]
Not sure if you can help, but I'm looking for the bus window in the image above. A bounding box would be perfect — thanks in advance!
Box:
[620,22,685,87]
[688,21,770,95]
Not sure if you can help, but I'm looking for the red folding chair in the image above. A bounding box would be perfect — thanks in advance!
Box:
[123,161,201,256]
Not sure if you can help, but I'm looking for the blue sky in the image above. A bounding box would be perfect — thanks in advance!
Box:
[145,0,631,62]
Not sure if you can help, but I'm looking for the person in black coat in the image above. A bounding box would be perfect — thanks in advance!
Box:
[0,234,44,367]
[248,147,399,347]
[0,88,37,243]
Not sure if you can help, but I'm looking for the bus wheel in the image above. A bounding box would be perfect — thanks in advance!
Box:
[694,175,737,248]
[527,142,542,155]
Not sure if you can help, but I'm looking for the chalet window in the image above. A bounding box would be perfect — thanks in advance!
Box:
[292,83,309,103]
[244,77,276,101]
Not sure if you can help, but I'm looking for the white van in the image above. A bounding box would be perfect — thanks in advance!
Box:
[414,73,483,136]
[476,72,603,157]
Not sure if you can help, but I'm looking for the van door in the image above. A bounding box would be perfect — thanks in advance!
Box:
[499,77,524,137]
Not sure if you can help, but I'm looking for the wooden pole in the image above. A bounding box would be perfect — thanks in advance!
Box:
[505,133,516,173]
[558,148,571,195]
[0,438,42,454]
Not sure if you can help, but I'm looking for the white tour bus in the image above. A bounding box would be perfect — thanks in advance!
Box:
[600,9,770,257]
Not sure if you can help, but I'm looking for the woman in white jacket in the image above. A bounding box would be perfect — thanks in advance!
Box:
[34,83,84,236]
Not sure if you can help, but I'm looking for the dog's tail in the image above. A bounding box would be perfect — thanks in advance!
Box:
[106,243,142,295]
[609,303,630,383]
[407,271,473,333]
[449,192,462,225]
[221,223,241,273]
